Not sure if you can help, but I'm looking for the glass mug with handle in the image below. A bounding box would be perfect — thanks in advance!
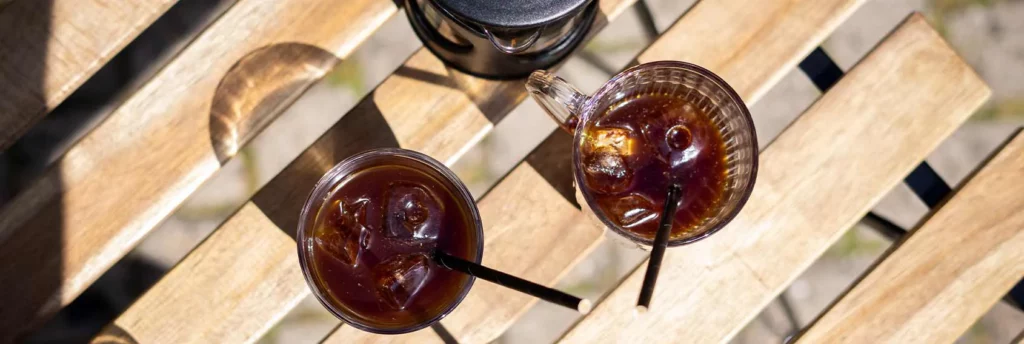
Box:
[526,61,758,248]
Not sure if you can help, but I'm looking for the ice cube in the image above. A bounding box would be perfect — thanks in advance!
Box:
[324,198,369,232]
[316,199,369,266]
[384,183,443,240]
[374,253,432,310]
[609,193,660,229]
[315,228,360,265]
[585,127,638,157]
[582,152,633,194]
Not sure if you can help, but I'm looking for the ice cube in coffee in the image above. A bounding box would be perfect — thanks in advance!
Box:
[298,150,481,333]
[579,92,728,242]
[528,61,758,247]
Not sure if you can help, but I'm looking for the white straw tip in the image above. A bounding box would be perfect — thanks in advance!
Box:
[634,305,648,317]
[578,299,593,314]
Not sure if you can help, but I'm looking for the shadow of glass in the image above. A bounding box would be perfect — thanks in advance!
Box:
[524,129,580,209]
[464,124,580,210]
[252,95,401,238]
[1,0,232,342]
[210,43,340,164]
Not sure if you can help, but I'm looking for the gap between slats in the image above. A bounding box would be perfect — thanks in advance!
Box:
[0,0,398,341]
[557,13,990,343]
[90,0,640,343]
[794,130,1024,343]
[0,0,180,150]
[322,0,867,342]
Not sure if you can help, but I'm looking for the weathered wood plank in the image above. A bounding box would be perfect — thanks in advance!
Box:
[323,0,868,342]
[93,1,638,343]
[0,0,396,339]
[795,131,1024,344]
[558,14,990,343]
[434,177,603,343]
[0,0,179,150]
[95,204,307,343]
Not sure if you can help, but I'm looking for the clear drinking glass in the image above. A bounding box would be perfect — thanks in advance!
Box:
[526,61,758,247]
[296,148,483,334]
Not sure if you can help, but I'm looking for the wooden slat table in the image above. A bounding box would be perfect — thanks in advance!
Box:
[559,14,990,343]
[796,131,1024,343]
[0,0,397,341]
[326,0,869,342]
[1,0,1012,343]
[92,1,637,342]
[0,0,178,150]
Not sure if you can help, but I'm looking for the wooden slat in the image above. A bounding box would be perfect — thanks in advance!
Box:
[324,0,867,342]
[97,204,307,344]
[325,197,600,344]
[0,0,179,149]
[327,176,604,344]
[0,0,396,340]
[796,131,1024,343]
[93,1,638,343]
[432,172,603,343]
[637,0,862,102]
[558,14,991,343]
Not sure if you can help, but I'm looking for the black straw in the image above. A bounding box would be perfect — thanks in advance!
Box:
[636,183,682,313]
[433,249,592,314]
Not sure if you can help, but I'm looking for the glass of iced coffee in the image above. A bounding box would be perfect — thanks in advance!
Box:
[526,61,758,247]
[296,148,482,334]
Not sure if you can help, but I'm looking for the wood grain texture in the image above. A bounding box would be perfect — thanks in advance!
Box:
[95,1,638,342]
[94,203,308,344]
[0,0,179,150]
[321,0,869,342]
[796,132,1024,344]
[322,0,867,342]
[321,135,603,344]
[250,0,637,238]
[0,0,396,339]
[439,172,603,343]
[637,0,863,102]
[559,14,991,343]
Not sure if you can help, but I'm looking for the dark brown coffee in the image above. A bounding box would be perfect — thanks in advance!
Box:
[579,92,728,241]
[309,162,478,329]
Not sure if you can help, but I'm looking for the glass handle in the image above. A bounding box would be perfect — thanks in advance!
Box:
[526,70,588,133]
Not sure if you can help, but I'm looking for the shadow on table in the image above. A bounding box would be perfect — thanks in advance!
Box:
[524,129,580,209]
[0,0,232,342]
[250,89,469,344]
[0,1,60,342]
[251,49,545,236]
[253,95,401,238]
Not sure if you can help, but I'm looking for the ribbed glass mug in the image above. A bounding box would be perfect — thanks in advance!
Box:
[526,61,758,247]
